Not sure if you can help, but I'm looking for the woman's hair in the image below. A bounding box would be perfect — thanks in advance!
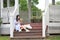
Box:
[16,15,20,21]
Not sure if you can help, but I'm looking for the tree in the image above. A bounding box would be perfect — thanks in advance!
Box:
[32,0,39,4]
[19,0,39,11]
[56,1,60,5]
[19,0,28,11]
[19,0,42,23]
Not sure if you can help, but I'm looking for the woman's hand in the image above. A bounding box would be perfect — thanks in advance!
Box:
[20,25,24,29]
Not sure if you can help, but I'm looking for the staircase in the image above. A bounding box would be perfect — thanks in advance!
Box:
[10,23,43,40]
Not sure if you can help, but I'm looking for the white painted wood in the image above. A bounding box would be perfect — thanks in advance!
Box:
[48,5,60,34]
[0,24,10,34]
[42,12,46,37]
[2,7,14,23]
[10,16,14,37]
[49,5,60,21]
[1,0,3,17]
[10,0,19,37]
[49,23,60,26]
[1,0,3,8]
[7,0,10,7]
[42,0,49,37]
[15,0,19,8]
[0,1,1,17]
[14,0,19,17]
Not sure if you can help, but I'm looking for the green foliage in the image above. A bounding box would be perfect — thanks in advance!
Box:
[20,0,28,11]
[3,0,7,8]
[32,0,39,4]
[19,0,39,11]
[19,0,42,22]
[56,1,60,5]
[0,18,2,26]
[31,4,42,19]
[3,0,15,7]
[10,0,15,7]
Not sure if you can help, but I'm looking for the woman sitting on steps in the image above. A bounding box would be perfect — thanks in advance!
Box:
[14,15,32,32]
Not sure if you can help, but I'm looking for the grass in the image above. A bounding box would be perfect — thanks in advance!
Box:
[46,35,60,40]
[0,36,10,40]
[0,35,60,40]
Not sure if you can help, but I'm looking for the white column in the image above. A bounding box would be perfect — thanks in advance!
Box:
[15,0,19,8]
[7,0,10,7]
[42,0,49,37]
[1,0,3,17]
[1,0,3,8]
[10,14,14,38]
[14,0,19,16]
[10,0,19,37]
[45,0,49,25]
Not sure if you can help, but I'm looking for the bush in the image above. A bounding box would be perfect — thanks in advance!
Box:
[31,16,42,23]
[31,19,42,23]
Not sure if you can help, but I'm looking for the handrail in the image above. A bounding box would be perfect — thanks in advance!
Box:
[11,6,18,16]
[13,6,18,15]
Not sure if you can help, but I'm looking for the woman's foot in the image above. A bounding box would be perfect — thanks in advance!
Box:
[19,30,22,32]
[26,30,30,32]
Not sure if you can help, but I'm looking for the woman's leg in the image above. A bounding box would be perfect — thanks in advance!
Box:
[24,24,32,29]
[22,25,30,32]
[18,26,22,32]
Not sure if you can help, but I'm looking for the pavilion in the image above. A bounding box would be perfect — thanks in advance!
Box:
[0,0,60,40]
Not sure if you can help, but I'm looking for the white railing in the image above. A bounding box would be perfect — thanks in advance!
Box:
[1,7,15,23]
[10,6,18,38]
[48,5,60,34]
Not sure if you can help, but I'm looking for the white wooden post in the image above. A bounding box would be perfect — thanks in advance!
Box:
[15,0,19,8]
[10,14,14,38]
[10,0,19,37]
[42,0,49,37]
[1,0,3,17]
[7,0,10,7]
[14,0,19,16]
[1,0,3,8]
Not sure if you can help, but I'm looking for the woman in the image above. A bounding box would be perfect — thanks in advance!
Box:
[14,15,21,32]
[14,15,32,32]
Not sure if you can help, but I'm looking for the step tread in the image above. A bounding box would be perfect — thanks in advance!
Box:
[32,27,42,29]
[30,23,42,25]
[24,23,42,27]
[14,30,42,33]
[14,33,42,36]
[14,29,42,32]
[11,36,42,39]
[31,25,42,27]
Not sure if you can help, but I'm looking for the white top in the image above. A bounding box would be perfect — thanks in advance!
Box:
[14,20,21,30]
